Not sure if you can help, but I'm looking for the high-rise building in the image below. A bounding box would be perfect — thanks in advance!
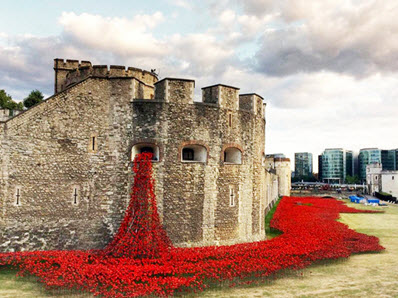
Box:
[320,148,353,184]
[294,152,313,178]
[381,149,397,171]
[345,150,354,177]
[318,155,323,181]
[353,153,360,177]
[359,148,381,182]
[393,149,398,170]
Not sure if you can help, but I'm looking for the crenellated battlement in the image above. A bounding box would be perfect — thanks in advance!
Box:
[154,78,195,104]
[152,78,264,117]
[54,60,264,117]
[54,58,88,70]
[202,84,240,110]
[239,93,265,117]
[54,59,158,94]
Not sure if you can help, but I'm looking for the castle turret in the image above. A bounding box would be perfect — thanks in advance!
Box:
[154,78,195,104]
[274,157,291,197]
[202,84,240,110]
[54,59,158,94]
[239,93,264,117]
[54,59,92,94]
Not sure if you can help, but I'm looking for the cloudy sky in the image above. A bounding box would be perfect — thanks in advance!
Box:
[1,0,397,170]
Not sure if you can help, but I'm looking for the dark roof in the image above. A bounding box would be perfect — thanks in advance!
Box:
[154,77,195,86]
[201,84,239,90]
[239,93,264,100]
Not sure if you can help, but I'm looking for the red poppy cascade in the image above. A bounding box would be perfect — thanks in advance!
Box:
[0,153,385,297]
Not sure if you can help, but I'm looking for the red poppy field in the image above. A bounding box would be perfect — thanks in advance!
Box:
[0,154,385,297]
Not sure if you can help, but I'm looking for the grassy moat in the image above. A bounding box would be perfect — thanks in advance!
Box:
[1,200,397,297]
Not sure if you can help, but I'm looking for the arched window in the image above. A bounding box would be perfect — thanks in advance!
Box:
[140,146,154,154]
[132,143,160,161]
[223,147,242,165]
[182,148,194,161]
[181,145,207,163]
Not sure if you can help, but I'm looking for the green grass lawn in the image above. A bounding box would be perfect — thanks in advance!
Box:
[0,266,90,297]
[264,197,283,239]
[1,199,397,297]
[199,200,398,297]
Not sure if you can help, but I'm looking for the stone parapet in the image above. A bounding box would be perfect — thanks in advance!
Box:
[202,84,240,110]
[54,58,158,93]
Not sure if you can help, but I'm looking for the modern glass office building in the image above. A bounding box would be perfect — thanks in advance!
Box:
[294,152,313,178]
[321,148,353,184]
[345,150,354,177]
[359,148,381,182]
[318,155,323,181]
[381,149,397,171]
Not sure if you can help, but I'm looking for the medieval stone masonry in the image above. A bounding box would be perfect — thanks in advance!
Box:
[0,59,289,252]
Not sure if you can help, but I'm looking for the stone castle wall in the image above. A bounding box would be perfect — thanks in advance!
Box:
[131,79,267,246]
[263,157,282,210]
[0,77,140,251]
[274,158,291,197]
[0,59,282,252]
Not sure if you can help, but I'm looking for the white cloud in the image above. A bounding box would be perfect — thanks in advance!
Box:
[218,10,236,27]
[1,3,397,169]
[168,33,234,76]
[264,70,398,169]
[59,12,166,57]
[251,0,398,77]
[0,11,237,98]
[170,0,192,9]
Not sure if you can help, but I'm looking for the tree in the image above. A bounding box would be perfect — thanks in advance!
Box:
[346,175,360,184]
[292,174,317,183]
[0,89,23,110]
[23,89,44,108]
